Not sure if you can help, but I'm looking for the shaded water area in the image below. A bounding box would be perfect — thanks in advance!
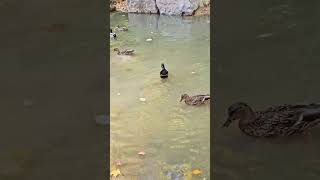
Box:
[110,13,210,179]
[1,0,106,179]
[214,0,320,179]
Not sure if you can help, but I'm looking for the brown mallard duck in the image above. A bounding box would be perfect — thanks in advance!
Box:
[113,48,134,55]
[180,94,210,106]
[223,102,320,137]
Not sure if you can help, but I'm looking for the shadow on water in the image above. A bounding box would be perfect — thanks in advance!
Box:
[0,0,106,179]
[214,0,320,179]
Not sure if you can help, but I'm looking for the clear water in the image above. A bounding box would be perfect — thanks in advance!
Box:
[110,13,210,179]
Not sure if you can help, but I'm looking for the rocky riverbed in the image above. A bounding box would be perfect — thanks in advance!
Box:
[110,0,210,16]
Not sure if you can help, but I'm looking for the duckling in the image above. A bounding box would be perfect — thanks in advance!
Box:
[110,29,117,39]
[223,102,320,137]
[115,25,128,31]
[160,63,168,78]
[113,48,134,55]
[180,94,210,106]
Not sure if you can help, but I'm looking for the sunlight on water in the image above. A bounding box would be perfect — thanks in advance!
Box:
[110,13,210,179]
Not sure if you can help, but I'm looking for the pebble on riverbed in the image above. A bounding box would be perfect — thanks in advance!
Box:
[139,97,146,102]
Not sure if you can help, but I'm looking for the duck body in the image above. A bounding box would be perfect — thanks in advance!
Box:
[113,48,134,55]
[224,102,320,137]
[110,29,117,39]
[160,63,168,78]
[115,25,128,31]
[180,94,210,106]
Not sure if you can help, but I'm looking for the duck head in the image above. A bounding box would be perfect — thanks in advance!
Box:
[113,48,119,52]
[223,102,254,127]
[161,63,166,69]
[180,94,189,102]
[110,29,113,33]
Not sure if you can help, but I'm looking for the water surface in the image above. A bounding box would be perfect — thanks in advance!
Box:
[110,13,210,179]
[213,1,320,179]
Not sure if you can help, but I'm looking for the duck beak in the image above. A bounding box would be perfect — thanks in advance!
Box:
[222,118,232,127]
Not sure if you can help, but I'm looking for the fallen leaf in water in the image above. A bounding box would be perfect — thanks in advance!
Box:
[184,171,192,177]
[138,151,146,156]
[115,159,123,166]
[192,168,202,175]
[110,168,121,177]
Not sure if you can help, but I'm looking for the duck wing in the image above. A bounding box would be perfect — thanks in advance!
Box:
[160,69,168,75]
[189,95,210,104]
[248,110,302,136]
[291,108,320,129]
[124,49,134,53]
[253,104,320,136]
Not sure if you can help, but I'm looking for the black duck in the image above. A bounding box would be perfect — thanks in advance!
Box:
[110,29,117,39]
[223,102,320,137]
[160,63,168,78]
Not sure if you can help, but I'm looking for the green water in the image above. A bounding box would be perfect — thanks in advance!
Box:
[110,13,210,179]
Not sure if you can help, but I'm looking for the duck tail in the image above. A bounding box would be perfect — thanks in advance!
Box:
[302,109,320,122]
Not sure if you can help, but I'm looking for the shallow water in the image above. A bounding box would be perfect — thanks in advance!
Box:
[110,13,210,179]
[214,1,320,179]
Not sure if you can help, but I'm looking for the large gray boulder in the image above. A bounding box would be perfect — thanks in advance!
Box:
[156,0,199,15]
[127,0,159,13]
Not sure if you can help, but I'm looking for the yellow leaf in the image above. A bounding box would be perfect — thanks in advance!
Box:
[184,171,192,177]
[110,169,121,177]
[192,168,202,175]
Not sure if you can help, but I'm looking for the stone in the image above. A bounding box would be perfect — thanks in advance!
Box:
[199,0,210,7]
[110,4,116,12]
[127,0,159,14]
[156,0,199,16]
